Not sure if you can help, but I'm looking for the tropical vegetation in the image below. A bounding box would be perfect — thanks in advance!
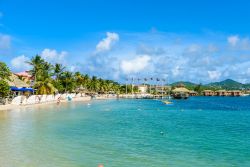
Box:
[1,56,250,98]
[0,62,11,99]
[27,55,122,94]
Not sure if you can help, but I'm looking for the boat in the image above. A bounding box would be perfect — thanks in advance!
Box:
[162,100,173,105]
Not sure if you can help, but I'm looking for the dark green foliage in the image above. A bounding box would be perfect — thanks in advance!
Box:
[0,80,10,98]
[0,62,11,80]
[206,79,248,90]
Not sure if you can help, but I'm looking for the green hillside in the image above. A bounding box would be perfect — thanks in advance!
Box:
[206,79,245,90]
[170,79,250,91]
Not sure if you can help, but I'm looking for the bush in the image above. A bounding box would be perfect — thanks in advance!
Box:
[0,80,10,98]
[0,62,11,80]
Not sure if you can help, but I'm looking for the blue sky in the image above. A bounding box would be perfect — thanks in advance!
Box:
[1,0,250,83]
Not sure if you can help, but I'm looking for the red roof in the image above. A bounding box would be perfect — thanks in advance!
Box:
[15,71,32,78]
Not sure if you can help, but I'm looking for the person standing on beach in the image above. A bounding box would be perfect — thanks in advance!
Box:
[57,97,61,105]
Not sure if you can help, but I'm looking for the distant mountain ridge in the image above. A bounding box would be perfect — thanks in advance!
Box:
[170,81,197,87]
[170,79,250,90]
[206,79,245,90]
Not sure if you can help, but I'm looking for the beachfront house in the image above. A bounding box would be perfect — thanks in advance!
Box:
[7,74,34,97]
[15,71,34,86]
[189,90,198,96]
[215,90,228,96]
[151,85,171,94]
[203,90,215,96]
[137,85,148,94]
[227,90,242,96]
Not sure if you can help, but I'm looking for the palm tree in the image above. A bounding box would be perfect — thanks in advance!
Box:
[61,71,76,93]
[34,78,56,94]
[88,76,99,92]
[27,55,56,94]
[82,74,90,92]
[26,55,45,82]
[74,72,85,88]
[54,63,65,80]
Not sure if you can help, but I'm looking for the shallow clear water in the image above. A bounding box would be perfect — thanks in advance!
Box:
[0,97,250,167]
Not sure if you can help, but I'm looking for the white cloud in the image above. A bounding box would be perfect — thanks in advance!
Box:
[68,65,81,72]
[207,44,218,52]
[208,70,221,80]
[172,66,182,77]
[7,32,247,83]
[41,48,67,64]
[120,55,151,74]
[11,55,30,71]
[227,35,239,46]
[240,38,250,50]
[0,34,11,49]
[96,32,119,52]
[187,44,201,53]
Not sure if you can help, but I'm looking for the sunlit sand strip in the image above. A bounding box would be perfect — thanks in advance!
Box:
[0,94,91,111]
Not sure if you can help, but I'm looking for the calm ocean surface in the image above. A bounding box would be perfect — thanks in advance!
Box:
[0,96,250,167]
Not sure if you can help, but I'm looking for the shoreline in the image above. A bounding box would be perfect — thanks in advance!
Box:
[0,96,92,111]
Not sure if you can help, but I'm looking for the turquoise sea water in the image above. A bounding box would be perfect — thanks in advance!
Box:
[0,97,250,167]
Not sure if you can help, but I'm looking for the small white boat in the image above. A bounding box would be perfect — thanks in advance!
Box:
[162,100,173,105]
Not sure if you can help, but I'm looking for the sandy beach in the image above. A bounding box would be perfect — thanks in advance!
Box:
[0,96,92,111]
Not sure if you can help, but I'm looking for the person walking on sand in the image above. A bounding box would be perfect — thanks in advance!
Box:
[57,97,61,105]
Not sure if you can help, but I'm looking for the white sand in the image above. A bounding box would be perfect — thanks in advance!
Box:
[0,96,92,111]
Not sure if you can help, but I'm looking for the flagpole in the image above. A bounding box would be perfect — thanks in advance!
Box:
[131,78,134,95]
[161,79,163,99]
[125,78,128,94]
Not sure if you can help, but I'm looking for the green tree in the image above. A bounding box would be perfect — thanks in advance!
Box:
[60,71,76,92]
[0,80,10,98]
[0,62,11,80]
[54,63,65,79]
[83,74,90,89]
[27,55,56,94]
[34,78,56,94]
[194,84,203,95]
[88,76,99,92]
[26,55,45,82]
[74,72,85,87]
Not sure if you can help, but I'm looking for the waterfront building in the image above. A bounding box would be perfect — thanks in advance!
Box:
[215,90,229,96]
[137,85,148,94]
[203,90,215,96]
[189,91,198,96]
[227,90,242,96]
